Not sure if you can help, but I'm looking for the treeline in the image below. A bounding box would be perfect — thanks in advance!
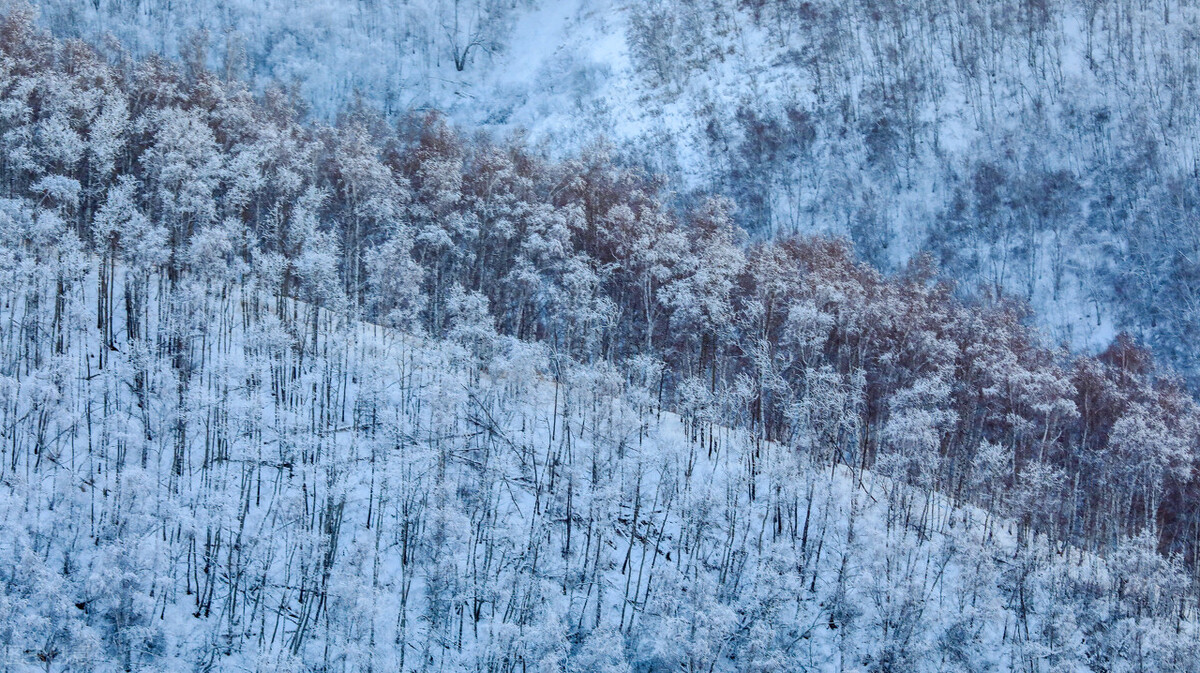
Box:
[2,0,1199,599]
[29,0,1200,390]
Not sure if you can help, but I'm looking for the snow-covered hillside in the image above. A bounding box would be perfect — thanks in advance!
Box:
[3,8,1200,670]
[31,0,1200,377]
[1,246,1194,671]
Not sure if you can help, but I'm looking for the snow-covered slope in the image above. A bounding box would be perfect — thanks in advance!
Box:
[3,6,1200,669]
[0,242,1194,671]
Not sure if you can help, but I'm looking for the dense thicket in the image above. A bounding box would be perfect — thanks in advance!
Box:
[1,6,1199,671]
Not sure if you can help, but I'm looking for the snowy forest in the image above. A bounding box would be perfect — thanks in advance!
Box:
[1,1,1200,671]
[31,0,1200,383]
